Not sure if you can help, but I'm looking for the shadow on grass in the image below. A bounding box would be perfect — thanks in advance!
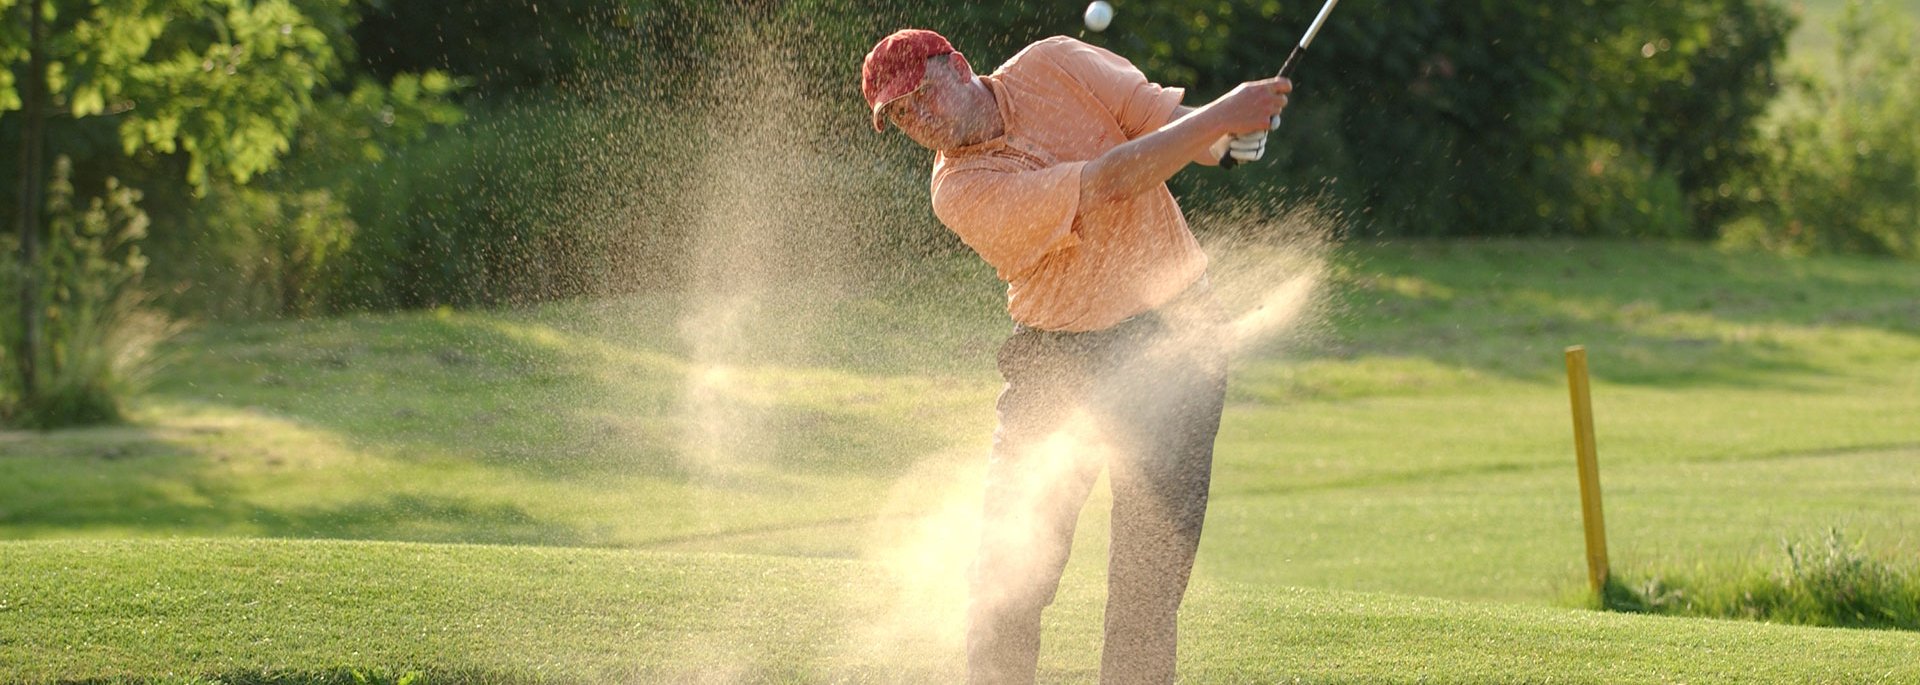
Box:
[141,297,978,483]
[1324,240,1920,387]
[2,287,993,545]
[0,462,588,546]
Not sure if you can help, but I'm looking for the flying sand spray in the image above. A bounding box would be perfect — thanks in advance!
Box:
[596,10,1345,676]
[846,6,1348,675]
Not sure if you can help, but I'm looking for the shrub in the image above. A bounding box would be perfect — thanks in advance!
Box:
[1557,139,1692,239]
[327,97,623,310]
[171,183,356,318]
[324,18,952,312]
[127,71,464,320]
[1601,527,1920,631]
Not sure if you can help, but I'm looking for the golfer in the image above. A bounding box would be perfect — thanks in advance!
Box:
[862,29,1290,685]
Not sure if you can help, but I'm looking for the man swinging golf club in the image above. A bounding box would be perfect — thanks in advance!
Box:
[863,28,1291,685]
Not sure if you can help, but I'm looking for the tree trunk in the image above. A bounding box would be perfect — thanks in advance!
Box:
[15,0,48,401]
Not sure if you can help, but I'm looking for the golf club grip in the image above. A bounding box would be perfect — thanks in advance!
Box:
[1219,44,1307,169]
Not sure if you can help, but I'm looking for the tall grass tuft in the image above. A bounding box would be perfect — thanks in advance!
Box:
[1,158,176,428]
[1602,527,1920,631]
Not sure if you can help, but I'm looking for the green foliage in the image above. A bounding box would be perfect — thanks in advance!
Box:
[351,0,1790,273]
[290,72,468,172]
[0,0,29,111]
[1554,140,1691,239]
[1,0,465,324]
[152,70,465,318]
[1594,1,1797,233]
[4,0,349,190]
[0,0,459,186]
[1,157,170,428]
[327,98,603,310]
[185,183,354,318]
[1603,528,1920,630]
[1775,528,1920,628]
[1728,1,1920,257]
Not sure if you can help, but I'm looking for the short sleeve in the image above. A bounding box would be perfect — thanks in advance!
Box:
[932,161,1086,280]
[1040,37,1185,139]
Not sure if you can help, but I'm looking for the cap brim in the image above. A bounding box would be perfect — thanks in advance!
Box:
[871,90,914,133]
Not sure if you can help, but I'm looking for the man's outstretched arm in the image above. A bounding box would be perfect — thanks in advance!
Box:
[1079,78,1290,207]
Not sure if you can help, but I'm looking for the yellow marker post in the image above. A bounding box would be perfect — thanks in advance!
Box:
[1565,345,1609,595]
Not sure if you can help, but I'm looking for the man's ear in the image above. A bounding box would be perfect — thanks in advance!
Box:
[949,52,973,80]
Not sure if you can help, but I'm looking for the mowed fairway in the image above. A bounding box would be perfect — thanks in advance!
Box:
[3,240,1918,681]
[5,539,1919,683]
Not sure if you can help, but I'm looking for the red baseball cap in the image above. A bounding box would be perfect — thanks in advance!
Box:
[862,29,958,132]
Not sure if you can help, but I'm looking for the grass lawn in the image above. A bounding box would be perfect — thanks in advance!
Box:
[6,539,1919,683]
[4,239,1918,681]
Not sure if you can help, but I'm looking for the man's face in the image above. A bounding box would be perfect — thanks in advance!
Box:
[883,57,971,151]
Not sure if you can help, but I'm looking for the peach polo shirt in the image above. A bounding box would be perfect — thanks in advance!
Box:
[930,36,1209,333]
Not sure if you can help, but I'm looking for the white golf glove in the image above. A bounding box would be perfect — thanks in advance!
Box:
[1213,115,1282,165]
[1227,131,1267,162]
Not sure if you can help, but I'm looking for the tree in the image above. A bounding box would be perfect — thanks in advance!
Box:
[8,0,49,401]
[0,0,436,421]
[803,0,1789,238]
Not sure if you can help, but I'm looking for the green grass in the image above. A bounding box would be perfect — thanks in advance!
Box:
[1604,527,1920,630]
[4,239,1919,681]
[5,539,1918,683]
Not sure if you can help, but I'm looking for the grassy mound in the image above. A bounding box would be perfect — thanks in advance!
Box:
[5,539,1918,684]
[2,241,1917,606]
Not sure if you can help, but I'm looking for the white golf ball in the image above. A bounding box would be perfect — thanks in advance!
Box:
[1084,1,1114,32]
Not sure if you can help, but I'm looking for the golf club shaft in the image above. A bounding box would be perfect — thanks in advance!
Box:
[1219,0,1341,168]
[1276,43,1305,79]
[1298,0,1342,52]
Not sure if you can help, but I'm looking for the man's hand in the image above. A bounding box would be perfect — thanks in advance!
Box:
[1206,77,1291,137]
[1079,77,1290,204]
[1201,78,1289,167]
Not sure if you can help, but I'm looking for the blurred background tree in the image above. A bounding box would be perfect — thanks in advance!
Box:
[876,0,1793,239]
[1726,0,1920,257]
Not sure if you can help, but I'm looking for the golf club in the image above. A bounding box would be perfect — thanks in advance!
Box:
[1219,0,1343,169]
